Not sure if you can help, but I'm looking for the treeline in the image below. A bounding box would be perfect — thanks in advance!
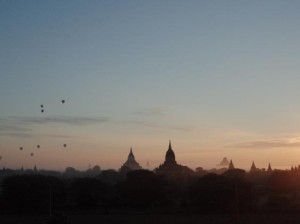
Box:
[1,169,300,214]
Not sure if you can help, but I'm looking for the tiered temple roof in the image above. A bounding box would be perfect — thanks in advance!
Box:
[120,148,142,172]
[155,140,193,177]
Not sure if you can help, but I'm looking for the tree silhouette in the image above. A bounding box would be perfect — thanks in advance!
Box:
[187,174,252,213]
[68,178,108,208]
[1,175,64,213]
[116,170,170,209]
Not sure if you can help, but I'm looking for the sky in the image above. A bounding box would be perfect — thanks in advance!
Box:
[1,0,300,171]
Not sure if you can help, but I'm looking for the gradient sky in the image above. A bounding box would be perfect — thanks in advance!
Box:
[1,0,300,171]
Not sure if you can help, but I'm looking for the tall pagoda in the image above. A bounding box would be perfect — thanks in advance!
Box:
[120,148,142,173]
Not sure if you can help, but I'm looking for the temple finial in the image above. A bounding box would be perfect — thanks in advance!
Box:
[168,140,172,150]
[128,147,134,159]
[228,159,235,170]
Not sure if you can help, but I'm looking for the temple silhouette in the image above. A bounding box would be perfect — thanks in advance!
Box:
[119,148,142,173]
[155,140,193,177]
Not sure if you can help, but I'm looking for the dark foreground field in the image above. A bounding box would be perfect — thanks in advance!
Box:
[1,213,300,224]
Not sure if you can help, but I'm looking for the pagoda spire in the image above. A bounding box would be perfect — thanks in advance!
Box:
[267,163,272,172]
[128,147,135,161]
[250,161,257,173]
[228,159,235,170]
[165,140,176,164]
[168,140,172,150]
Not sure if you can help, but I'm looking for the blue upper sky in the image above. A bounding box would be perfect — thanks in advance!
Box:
[1,0,300,170]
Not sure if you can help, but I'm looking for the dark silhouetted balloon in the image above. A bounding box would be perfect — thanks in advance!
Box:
[37,145,40,148]
[40,105,44,108]
[41,109,44,113]
[30,153,34,157]
[61,100,65,104]
[63,144,67,148]
[20,147,23,150]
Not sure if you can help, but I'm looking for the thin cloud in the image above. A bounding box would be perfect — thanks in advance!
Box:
[0,120,33,137]
[45,134,74,138]
[0,116,111,138]
[231,139,300,149]
[132,107,167,117]
[173,127,193,132]
[10,116,111,126]
[0,132,34,138]
[0,132,74,139]
[0,124,32,132]
[126,120,162,128]
[124,120,193,132]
